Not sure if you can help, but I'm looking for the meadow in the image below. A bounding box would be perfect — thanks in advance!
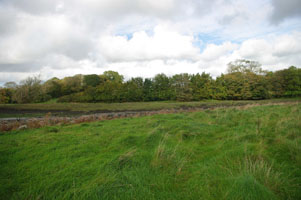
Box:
[0,103,300,199]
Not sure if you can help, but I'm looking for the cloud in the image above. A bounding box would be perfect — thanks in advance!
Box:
[270,0,301,24]
[0,0,300,85]
[98,25,200,62]
[102,31,301,78]
[236,32,301,69]
[0,10,93,68]
[200,42,239,61]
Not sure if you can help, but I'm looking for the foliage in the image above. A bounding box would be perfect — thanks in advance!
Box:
[44,77,62,98]
[190,72,213,100]
[268,66,301,97]
[123,77,144,102]
[102,70,124,83]
[61,74,83,96]
[12,76,50,103]
[153,73,172,101]
[0,88,13,104]
[1,61,300,104]
[170,73,193,101]
[83,74,101,88]
[4,81,17,89]
[227,59,266,75]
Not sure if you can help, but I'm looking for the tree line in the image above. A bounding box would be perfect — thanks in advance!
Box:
[0,60,300,104]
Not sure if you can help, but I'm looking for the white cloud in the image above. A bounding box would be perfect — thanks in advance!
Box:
[0,12,92,65]
[100,31,301,78]
[98,25,200,62]
[236,32,301,69]
[200,42,239,61]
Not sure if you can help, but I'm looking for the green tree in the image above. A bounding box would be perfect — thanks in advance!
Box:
[123,77,144,102]
[13,76,50,103]
[101,71,124,83]
[190,72,212,100]
[153,74,172,101]
[61,75,83,95]
[83,74,101,88]
[0,88,13,104]
[143,78,154,101]
[224,60,270,100]
[227,59,266,75]
[171,73,193,101]
[211,76,227,100]
[268,66,301,97]
[95,81,123,102]
[4,82,17,89]
[44,77,62,98]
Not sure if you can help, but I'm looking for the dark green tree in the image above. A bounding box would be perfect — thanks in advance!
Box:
[143,78,154,101]
[190,72,212,100]
[171,73,193,101]
[44,77,62,98]
[123,77,144,102]
[153,74,172,100]
[83,74,101,88]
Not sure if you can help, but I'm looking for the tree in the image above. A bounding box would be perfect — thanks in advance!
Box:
[143,78,154,101]
[94,81,123,102]
[13,76,50,103]
[190,72,213,100]
[0,88,12,104]
[123,77,144,102]
[83,74,101,88]
[101,71,124,83]
[153,74,172,100]
[171,73,193,101]
[44,77,62,98]
[268,66,301,97]
[4,82,17,89]
[224,59,270,100]
[61,74,83,95]
[2,81,17,104]
[211,76,227,100]
[227,59,266,75]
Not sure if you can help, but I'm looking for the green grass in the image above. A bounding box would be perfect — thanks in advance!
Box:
[0,104,300,199]
[0,98,300,118]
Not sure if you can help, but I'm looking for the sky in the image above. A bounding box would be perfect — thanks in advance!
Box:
[0,0,300,84]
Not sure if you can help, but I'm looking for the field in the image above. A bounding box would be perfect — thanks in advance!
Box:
[0,103,300,199]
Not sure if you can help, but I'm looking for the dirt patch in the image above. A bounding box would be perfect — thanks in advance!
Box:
[0,101,299,132]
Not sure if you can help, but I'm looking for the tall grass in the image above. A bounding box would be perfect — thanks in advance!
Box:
[0,104,300,199]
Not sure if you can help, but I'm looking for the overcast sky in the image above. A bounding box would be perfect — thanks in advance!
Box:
[0,0,300,84]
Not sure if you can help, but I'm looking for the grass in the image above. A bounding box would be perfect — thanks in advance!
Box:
[0,103,300,199]
[0,98,300,118]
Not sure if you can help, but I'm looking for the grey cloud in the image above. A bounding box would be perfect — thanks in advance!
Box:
[0,6,21,36]
[3,0,220,22]
[2,0,60,15]
[219,13,247,25]
[0,63,40,72]
[270,0,301,24]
